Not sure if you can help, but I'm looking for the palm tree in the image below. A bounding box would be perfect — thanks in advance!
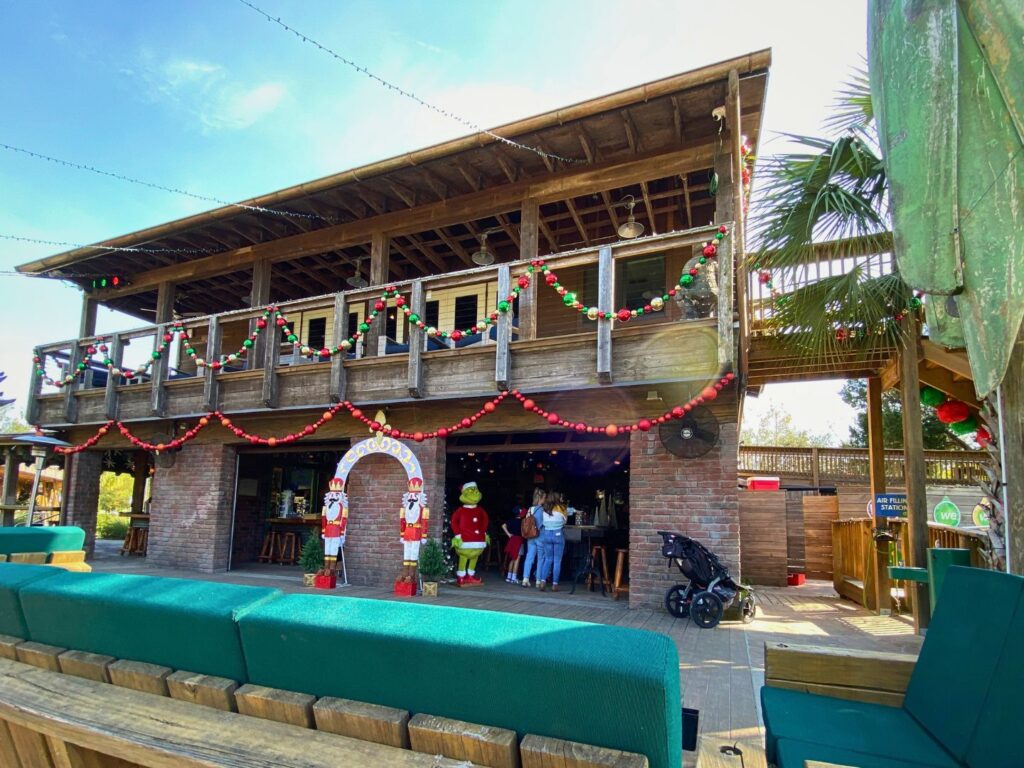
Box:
[749,69,916,360]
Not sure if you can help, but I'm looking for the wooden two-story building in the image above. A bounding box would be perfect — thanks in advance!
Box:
[18,51,770,606]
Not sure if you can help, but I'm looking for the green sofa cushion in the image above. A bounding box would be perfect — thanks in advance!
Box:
[964,580,1024,768]
[776,738,956,768]
[904,567,1024,762]
[238,594,681,768]
[0,526,86,556]
[0,563,63,637]
[761,687,958,768]
[19,572,281,681]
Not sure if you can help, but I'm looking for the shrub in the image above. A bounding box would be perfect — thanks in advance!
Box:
[96,512,130,540]
[418,538,449,581]
[299,535,324,573]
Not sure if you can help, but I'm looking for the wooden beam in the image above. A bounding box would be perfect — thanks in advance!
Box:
[383,179,417,209]
[575,126,596,163]
[363,233,390,358]
[597,245,613,384]
[867,376,891,615]
[78,296,97,338]
[434,228,474,266]
[102,334,123,421]
[262,316,280,408]
[249,258,272,365]
[407,280,425,398]
[329,292,348,403]
[62,343,81,424]
[620,109,640,153]
[454,162,483,193]
[898,317,930,630]
[920,339,973,380]
[671,95,683,143]
[130,451,149,516]
[563,198,590,246]
[25,348,42,426]
[88,143,718,300]
[389,240,431,277]
[492,149,520,183]
[727,69,748,378]
[495,265,511,391]
[518,200,539,341]
[404,233,449,272]
[202,316,222,412]
[680,175,693,228]
[919,364,979,408]
[639,181,656,235]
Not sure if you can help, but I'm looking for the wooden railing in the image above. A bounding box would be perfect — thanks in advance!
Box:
[739,445,986,487]
[832,517,990,609]
[28,224,735,426]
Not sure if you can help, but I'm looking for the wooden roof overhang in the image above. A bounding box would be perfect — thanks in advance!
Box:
[17,50,770,320]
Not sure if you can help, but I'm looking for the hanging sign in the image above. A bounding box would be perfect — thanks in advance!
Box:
[932,496,962,527]
[874,493,908,518]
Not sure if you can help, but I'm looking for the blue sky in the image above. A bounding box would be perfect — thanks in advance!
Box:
[0,0,869,440]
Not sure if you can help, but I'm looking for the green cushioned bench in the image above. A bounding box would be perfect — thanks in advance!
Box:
[762,566,1024,768]
[0,563,63,637]
[0,526,85,556]
[19,571,281,681]
[238,594,681,768]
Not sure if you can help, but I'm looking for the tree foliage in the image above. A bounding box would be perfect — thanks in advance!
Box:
[98,472,134,513]
[741,402,834,447]
[838,380,956,450]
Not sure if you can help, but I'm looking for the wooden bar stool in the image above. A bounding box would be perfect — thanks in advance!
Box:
[257,530,279,563]
[277,532,299,565]
[587,544,611,590]
[119,526,134,556]
[612,548,629,601]
[134,528,149,556]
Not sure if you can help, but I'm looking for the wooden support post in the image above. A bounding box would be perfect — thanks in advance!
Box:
[519,199,540,340]
[597,245,613,384]
[363,232,390,357]
[62,343,82,423]
[1003,328,1024,575]
[130,451,149,515]
[408,714,519,768]
[313,696,410,749]
[329,292,348,402]
[15,642,65,672]
[155,281,176,324]
[495,265,512,391]
[408,280,426,398]
[150,323,168,416]
[867,376,892,614]
[810,447,821,488]
[899,316,930,630]
[2,448,17,527]
[25,347,42,426]
[103,333,123,421]
[716,230,735,368]
[202,317,222,413]
[249,258,272,366]
[727,68,748,379]
[234,684,315,728]
[167,671,239,712]
[58,650,113,683]
[0,635,22,659]
[109,659,172,696]
[262,313,280,408]
[78,296,97,339]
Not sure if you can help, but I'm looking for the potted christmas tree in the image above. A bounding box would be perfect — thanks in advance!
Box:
[299,535,323,587]
[418,538,448,597]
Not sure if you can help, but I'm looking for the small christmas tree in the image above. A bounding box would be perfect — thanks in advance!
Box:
[418,538,449,581]
[299,535,324,574]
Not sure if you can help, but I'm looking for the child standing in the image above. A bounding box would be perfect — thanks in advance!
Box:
[501,507,527,583]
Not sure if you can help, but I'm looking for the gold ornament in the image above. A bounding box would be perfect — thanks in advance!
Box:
[587,307,599,320]
[650,297,664,311]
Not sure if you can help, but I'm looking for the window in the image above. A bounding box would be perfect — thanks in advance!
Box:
[347,312,358,340]
[616,255,666,308]
[580,265,599,309]
[425,300,440,329]
[307,317,327,350]
[385,311,398,341]
[454,295,479,331]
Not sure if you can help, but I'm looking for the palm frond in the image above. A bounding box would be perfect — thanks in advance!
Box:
[823,65,874,140]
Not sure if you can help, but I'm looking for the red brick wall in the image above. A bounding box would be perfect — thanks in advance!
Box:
[148,443,238,572]
[342,439,446,586]
[63,451,103,556]
[628,417,739,608]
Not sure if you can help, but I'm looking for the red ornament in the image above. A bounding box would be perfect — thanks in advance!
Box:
[547,413,560,425]
[451,331,462,342]
[575,423,587,433]
[672,407,685,418]
[461,417,472,428]
[319,348,330,357]
[322,410,333,421]
[256,318,267,329]
[689,268,699,277]
[483,402,496,413]
[976,427,992,446]
[374,300,386,312]
[351,408,362,419]
[518,276,530,288]
[522,398,535,411]
[758,271,771,284]
[701,386,718,401]
[605,424,619,437]
[395,296,406,307]
[545,273,558,285]
[616,309,631,323]
[836,328,849,342]
[703,244,717,258]
[638,419,652,432]
[718,225,728,234]
[413,432,424,442]
[935,400,970,424]
[438,427,449,438]
[276,317,286,327]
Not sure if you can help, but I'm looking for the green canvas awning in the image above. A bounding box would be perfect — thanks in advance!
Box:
[869,0,1024,399]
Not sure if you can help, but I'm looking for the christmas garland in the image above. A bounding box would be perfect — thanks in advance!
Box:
[48,373,735,455]
[920,385,989,445]
[535,225,729,324]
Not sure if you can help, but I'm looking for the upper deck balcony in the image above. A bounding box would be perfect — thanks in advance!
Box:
[27,225,736,427]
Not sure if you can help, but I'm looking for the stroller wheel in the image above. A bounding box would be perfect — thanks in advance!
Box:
[664,585,691,618]
[691,590,724,629]
[740,594,757,624]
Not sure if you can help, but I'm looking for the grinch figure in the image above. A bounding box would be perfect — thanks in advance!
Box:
[399,477,429,583]
[450,481,489,586]
[321,477,349,576]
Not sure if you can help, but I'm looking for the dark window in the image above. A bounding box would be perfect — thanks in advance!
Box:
[581,265,599,308]
[617,255,666,307]
[347,312,358,340]
[307,317,327,349]
[385,311,398,341]
[453,295,479,331]
[425,300,440,329]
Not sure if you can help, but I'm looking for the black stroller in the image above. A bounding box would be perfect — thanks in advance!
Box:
[657,531,757,628]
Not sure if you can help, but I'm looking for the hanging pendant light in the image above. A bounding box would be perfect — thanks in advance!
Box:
[346,256,369,288]
[616,195,645,239]
[471,232,495,266]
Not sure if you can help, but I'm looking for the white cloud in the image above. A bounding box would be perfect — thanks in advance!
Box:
[205,82,287,131]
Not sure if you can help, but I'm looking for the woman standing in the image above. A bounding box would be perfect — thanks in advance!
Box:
[536,492,569,592]
[520,488,546,588]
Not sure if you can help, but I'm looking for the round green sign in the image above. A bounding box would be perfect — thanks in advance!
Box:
[972,501,991,528]
[932,496,961,527]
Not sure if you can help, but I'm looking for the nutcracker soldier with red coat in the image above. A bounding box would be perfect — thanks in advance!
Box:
[450,481,489,586]
[399,477,430,584]
[321,477,348,577]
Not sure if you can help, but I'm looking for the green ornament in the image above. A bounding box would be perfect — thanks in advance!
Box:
[76,362,86,370]
[151,351,161,360]
[562,293,575,306]
[287,334,298,343]
[497,300,510,313]
[409,313,420,324]
[358,322,370,333]
[949,416,978,436]
[920,386,946,408]
[243,339,253,348]
[680,274,694,286]
[699,256,707,265]
[637,308,645,315]
[527,265,535,273]
[715,232,724,240]
[909,296,922,309]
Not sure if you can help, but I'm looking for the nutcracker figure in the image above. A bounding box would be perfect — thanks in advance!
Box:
[399,477,429,583]
[450,481,489,586]
[321,476,349,576]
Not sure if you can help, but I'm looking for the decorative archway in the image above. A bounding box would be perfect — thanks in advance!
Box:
[333,435,424,486]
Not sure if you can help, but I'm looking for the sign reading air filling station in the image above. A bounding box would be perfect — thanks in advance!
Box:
[874,493,908,518]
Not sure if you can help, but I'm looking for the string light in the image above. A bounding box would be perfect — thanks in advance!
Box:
[0,142,336,225]
[236,0,585,166]
[0,233,213,255]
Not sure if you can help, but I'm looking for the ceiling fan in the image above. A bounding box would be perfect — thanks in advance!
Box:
[659,405,719,458]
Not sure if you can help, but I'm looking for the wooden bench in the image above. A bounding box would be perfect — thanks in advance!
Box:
[695,735,767,768]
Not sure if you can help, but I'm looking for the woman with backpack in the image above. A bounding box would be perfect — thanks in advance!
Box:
[519,488,545,588]
[535,491,570,592]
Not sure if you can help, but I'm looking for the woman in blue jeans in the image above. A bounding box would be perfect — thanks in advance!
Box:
[520,488,546,588]
[536,491,569,592]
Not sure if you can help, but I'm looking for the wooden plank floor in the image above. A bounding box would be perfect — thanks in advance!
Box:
[90,544,923,767]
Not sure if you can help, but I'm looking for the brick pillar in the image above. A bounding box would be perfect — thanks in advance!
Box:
[148,443,238,572]
[628,421,739,609]
[343,439,446,586]
[63,451,103,556]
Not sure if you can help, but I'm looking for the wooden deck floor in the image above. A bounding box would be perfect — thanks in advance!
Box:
[91,542,923,767]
